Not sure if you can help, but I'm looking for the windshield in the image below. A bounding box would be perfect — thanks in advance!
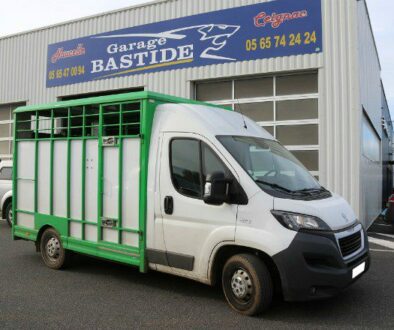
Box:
[218,136,321,194]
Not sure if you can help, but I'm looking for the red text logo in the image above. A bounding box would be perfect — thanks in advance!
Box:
[254,10,308,28]
[51,44,86,64]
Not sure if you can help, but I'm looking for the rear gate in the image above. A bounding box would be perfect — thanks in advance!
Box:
[96,102,142,260]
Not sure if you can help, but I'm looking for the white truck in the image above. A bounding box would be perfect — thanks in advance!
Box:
[12,92,369,315]
[0,160,12,226]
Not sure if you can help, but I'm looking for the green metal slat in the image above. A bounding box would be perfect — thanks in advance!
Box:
[34,111,39,214]
[49,110,54,215]
[81,106,86,240]
[118,105,123,244]
[12,112,19,231]
[67,108,71,220]
[138,100,149,273]
[97,105,104,242]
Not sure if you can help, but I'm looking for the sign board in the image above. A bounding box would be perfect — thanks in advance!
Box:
[46,0,322,87]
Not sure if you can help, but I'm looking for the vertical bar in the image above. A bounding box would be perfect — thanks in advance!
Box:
[97,105,104,242]
[34,111,39,214]
[67,108,71,220]
[11,112,19,234]
[81,106,86,240]
[49,110,54,215]
[139,100,148,272]
[118,104,123,244]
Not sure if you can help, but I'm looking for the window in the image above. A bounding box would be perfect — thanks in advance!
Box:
[276,124,318,146]
[0,167,12,180]
[235,77,273,98]
[0,103,24,159]
[171,139,202,198]
[236,102,274,122]
[276,73,318,95]
[202,143,231,180]
[276,99,318,121]
[196,81,232,101]
[170,139,231,199]
[362,115,381,162]
[195,72,319,177]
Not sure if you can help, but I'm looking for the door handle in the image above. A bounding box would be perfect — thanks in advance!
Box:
[164,196,174,215]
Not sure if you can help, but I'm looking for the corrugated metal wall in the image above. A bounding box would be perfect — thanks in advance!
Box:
[0,0,384,225]
[357,0,384,227]
[0,0,322,105]
[319,0,361,223]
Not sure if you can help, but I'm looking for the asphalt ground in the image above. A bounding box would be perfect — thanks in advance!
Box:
[0,219,393,329]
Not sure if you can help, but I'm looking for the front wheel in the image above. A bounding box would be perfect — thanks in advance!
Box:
[40,228,69,270]
[5,202,12,227]
[222,254,273,316]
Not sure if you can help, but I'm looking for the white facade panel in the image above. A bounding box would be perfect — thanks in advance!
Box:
[357,0,383,227]
[53,141,68,217]
[103,147,119,220]
[70,140,83,220]
[70,222,82,239]
[38,141,51,214]
[17,141,35,213]
[318,0,361,222]
[85,140,98,222]
[17,213,34,229]
[122,139,141,231]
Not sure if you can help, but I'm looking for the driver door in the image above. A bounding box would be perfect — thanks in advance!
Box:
[159,133,238,275]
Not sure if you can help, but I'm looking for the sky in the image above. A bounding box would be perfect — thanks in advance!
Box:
[0,0,393,114]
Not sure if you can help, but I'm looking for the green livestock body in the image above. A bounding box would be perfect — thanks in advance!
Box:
[12,91,222,272]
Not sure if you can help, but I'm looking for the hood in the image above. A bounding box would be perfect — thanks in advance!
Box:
[273,193,357,231]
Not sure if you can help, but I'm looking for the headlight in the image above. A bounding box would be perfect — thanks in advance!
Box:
[271,210,331,232]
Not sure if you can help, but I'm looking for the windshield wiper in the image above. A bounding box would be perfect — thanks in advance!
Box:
[295,187,326,194]
[254,179,296,194]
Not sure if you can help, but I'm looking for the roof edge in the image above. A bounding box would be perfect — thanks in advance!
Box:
[13,91,221,113]
[0,0,168,41]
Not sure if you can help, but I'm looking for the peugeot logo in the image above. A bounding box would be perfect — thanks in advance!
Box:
[341,213,350,223]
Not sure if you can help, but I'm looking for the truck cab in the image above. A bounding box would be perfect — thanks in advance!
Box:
[0,160,13,226]
[146,103,369,314]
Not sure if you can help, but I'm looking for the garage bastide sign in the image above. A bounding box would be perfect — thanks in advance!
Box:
[46,0,322,87]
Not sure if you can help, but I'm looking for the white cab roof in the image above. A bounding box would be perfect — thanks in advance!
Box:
[155,103,274,140]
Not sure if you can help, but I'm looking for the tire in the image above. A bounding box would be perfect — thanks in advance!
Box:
[222,253,273,316]
[5,202,12,227]
[40,228,69,270]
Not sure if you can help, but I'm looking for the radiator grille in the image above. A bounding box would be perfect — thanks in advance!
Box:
[338,231,362,258]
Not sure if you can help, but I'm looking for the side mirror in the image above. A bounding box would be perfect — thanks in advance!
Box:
[203,172,229,205]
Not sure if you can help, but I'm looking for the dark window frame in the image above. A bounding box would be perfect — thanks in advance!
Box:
[169,138,233,200]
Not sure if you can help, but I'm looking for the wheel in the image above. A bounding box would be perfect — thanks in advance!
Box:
[222,253,273,316]
[40,228,69,270]
[5,202,12,227]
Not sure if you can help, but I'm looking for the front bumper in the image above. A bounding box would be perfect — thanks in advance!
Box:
[273,226,370,301]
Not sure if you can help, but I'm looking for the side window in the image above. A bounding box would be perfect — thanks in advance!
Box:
[170,139,202,198]
[0,167,12,180]
[202,144,231,181]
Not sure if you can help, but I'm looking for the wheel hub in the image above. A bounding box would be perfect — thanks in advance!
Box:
[231,269,253,300]
[46,237,60,259]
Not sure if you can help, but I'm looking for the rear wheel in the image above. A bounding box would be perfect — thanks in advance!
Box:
[40,228,69,269]
[222,253,273,316]
[5,202,12,227]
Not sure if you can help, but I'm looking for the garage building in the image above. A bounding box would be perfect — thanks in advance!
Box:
[0,0,391,227]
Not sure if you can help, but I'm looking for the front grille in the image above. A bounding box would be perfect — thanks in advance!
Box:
[338,231,362,258]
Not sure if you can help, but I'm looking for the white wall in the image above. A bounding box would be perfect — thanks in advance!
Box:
[357,0,383,227]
